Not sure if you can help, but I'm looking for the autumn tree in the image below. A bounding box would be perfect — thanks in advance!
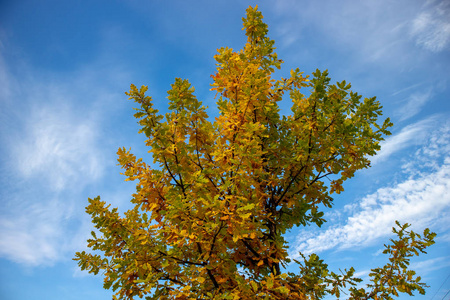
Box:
[74,6,435,300]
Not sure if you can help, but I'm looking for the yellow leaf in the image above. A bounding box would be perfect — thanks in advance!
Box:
[250,281,258,292]
[197,277,206,284]
[217,277,228,284]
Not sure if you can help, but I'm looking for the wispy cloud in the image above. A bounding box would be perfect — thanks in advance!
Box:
[396,90,433,121]
[0,45,129,266]
[410,256,450,274]
[410,1,450,52]
[0,85,105,265]
[11,102,104,191]
[402,122,450,175]
[0,199,67,266]
[292,159,450,257]
[371,116,438,164]
[391,83,425,96]
[273,0,449,71]
[290,123,450,258]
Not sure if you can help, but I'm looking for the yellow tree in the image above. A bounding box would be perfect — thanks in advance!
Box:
[75,6,435,300]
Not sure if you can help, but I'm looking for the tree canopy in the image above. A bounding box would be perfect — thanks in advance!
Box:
[74,6,435,300]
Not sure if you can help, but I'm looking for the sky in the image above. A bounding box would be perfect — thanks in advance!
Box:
[0,0,449,299]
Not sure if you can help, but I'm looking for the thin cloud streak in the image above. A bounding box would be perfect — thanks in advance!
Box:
[371,116,438,165]
[397,90,433,121]
[391,83,424,96]
[411,256,450,274]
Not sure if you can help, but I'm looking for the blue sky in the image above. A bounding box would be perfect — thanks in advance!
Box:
[0,0,449,299]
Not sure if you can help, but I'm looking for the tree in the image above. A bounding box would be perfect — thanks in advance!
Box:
[74,6,435,300]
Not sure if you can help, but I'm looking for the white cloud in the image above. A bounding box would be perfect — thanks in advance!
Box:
[292,160,450,257]
[0,199,67,266]
[275,1,412,54]
[402,123,450,175]
[291,124,450,258]
[410,1,450,52]
[371,116,438,164]
[0,43,130,266]
[410,256,450,274]
[391,82,424,96]
[397,90,433,121]
[12,102,104,191]
[353,270,369,278]
[0,86,106,266]
[273,0,449,72]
